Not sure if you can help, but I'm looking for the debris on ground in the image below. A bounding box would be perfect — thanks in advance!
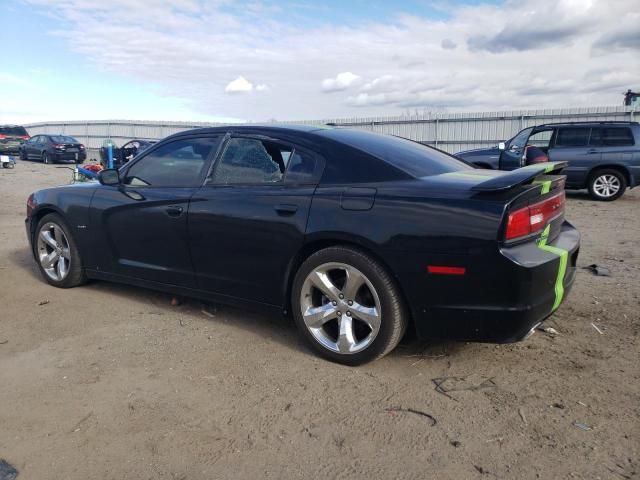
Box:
[584,264,611,276]
[70,412,93,433]
[37,300,49,306]
[591,323,604,335]
[0,340,8,345]
[538,326,559,336]
[552,402,565,409]
[0,459,18,480]
[518,408,527,424]
[179,318,186,327]
[384,406,437,426]
[432,375,496,400]
[170,296,182,306]
[572,421,593,431]
[449,440,461,448]
[201,309,216,318]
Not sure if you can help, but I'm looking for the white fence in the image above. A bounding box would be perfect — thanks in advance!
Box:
[24,105,637,159]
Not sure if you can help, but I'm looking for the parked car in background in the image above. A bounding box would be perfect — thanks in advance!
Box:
[456,121,640,200]
[0,125,30,155]
[20,135,86,164]
[99,139,156,169]
[25,125,579,365]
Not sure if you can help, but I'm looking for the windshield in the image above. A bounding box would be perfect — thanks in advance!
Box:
[321,128,473,177]
[0,126,28,136]
[50,135,78,143]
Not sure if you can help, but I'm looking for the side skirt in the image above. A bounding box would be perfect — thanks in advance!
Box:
[85,269,285,316]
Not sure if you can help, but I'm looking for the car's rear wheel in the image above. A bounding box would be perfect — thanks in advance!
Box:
[34,213,86,288]
[42,151,50,164]
[20,149,27,160]
[292,246,407,365]
[588,169,626,201]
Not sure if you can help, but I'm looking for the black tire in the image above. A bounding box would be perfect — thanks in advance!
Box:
[33,213,86,288]
[587,169,627,201]
[291,246,407,365]
[42,151,50,164]
[20,149,27,160]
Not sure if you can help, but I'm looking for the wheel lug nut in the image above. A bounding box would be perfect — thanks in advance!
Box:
[348,300,353,306]
[346,311,352,317]
[339,294,344,299]
[332,301,337,306]
[337,311,342,316]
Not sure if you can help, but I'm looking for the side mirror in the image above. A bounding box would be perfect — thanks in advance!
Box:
[498,142,506,151]
[98,169,120,186]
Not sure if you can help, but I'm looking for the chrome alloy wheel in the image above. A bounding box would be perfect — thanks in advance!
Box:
[37,222,71,281]
[300,262,382,354]
[593,174,621,198]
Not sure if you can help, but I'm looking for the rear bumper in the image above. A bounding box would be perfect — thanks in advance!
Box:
[53,151,87,162]
[397,221,580,343]
[0,145,21,154]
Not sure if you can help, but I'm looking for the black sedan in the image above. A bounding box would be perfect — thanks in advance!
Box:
[20,134,86,164]
[25,125,580,365]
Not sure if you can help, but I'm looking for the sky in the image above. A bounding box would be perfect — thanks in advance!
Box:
[0,0,638,124]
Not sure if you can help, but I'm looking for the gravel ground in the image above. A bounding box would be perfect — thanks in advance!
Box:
[0,161,638,479]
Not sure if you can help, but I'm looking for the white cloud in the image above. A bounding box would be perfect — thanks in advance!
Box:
[256,84,270,92]
[19,0,640,120]
[225,76,253,94]
[321,72,361,92]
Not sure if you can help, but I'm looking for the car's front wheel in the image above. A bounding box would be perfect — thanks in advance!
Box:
[588,169,626,201]
[42,151,50,164]
[292,246,407,365]
[20,149,27,160]
[34,213,86,288]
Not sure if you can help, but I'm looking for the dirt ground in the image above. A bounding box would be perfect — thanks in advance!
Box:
[0,161,638,480]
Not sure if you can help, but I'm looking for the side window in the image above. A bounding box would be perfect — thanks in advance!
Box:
[123,136,220,187]
[589,128,602,146]
[602,128,634,146]
[508,128,532,150]
[555,128,590,147]
[527,130,553,149]
[210,137,291,184]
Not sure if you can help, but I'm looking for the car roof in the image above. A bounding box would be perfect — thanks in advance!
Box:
[536,121,639,128]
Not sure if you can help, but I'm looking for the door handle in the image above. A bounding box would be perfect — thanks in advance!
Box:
[274,204,298,215]
[166,205,184,217]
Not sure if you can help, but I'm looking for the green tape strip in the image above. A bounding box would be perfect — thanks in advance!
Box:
[536,222,568,311]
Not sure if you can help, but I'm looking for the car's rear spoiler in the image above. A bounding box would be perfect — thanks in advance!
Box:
[471,162,568,192]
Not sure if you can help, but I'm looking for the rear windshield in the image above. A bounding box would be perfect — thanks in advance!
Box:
[0,126,28,136]
[50,135,78,143]
[320,129,472,177]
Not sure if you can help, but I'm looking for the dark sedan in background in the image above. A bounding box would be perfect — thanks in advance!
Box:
[20,134,86,164]
[25,125,579,365]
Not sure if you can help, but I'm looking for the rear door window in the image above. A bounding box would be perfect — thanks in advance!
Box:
[589,128,602,146]
[210,137,291,185]
[602,128,634,146]
[555,128,590,147]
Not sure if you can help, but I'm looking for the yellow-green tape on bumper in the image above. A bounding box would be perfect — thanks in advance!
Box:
[536,225,568,311]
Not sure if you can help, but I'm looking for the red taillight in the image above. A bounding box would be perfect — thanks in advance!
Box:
[0,134,6,140]
[505,192,565,241]
[20,135,30,140]
[80,144,85,149]
[427,265,466,275]
[54,144,65,149]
